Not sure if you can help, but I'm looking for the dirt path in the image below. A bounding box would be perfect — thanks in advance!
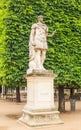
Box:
[0,99,81,130]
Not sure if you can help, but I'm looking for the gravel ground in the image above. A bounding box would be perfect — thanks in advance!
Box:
[0,99,81,130]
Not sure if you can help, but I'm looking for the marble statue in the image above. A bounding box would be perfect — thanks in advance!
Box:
[19,16,63,126]
[27,15,56,73]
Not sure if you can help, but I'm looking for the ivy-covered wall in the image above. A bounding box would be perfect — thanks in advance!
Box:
[0,0,81,87]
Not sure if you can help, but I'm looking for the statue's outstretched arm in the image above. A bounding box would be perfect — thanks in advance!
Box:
[47,30,56,38]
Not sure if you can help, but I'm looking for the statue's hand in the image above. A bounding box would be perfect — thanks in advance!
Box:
[52,30,56,35]
[47,30,56,38]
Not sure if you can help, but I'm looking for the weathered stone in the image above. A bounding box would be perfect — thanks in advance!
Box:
[19,71,63,127]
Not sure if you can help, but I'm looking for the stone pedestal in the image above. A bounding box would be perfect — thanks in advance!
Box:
[19,70,63,127]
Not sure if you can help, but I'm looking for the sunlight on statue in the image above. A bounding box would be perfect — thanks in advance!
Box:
[27,15,56,73]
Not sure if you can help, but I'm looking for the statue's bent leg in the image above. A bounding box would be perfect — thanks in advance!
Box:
[35,49,42,69]
[41,50,46,65]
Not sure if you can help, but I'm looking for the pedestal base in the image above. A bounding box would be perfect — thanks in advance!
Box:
[19,70,63,127]
[19,109,63,127]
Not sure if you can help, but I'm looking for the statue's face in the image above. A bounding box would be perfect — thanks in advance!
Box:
[38,16,43,22]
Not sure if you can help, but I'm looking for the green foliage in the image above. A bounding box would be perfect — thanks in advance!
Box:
[0,0,10,85]
[0,0,81,88]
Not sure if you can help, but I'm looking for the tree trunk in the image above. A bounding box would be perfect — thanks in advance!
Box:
[16,86,21,102]
[0,86,2,98]
[70,88,74,99]
[70,88,75,111]
[5,86,8,95]
[58,86,65,112]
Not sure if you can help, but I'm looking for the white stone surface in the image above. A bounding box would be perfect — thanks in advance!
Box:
[28,15,56,72]
[24,75,54,110]
[19,70,63,126]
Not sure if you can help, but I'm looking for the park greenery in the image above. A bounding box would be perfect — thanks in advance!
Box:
[0,0,81,105]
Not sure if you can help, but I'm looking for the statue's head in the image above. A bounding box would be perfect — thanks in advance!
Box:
[38,15,43,22]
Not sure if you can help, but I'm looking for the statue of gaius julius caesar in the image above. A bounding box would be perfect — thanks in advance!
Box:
[27,15,56,73]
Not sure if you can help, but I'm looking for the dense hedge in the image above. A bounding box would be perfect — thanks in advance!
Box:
[0,0,81,88]
[0,0,10,85]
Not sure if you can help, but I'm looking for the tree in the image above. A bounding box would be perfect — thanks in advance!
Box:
[0,0,81,104]
[0,0,29,101]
